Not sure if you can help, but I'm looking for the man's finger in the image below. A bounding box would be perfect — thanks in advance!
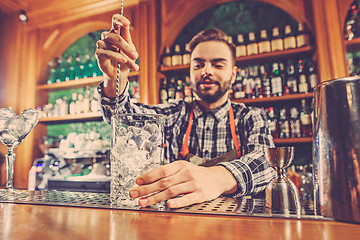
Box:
[136,161,186,185]
[166,192,204,209]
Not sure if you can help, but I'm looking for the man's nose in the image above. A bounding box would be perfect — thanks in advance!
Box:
[201,62,213,77]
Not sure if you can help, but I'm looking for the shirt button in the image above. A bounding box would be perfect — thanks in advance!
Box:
[206,127,210,131]
[205,150,209,155]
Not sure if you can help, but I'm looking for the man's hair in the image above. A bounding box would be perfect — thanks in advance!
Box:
[189,28,236,65]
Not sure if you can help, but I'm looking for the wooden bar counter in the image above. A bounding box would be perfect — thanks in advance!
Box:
[1,201,360,240]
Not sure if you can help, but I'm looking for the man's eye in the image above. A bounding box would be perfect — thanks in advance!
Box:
[194,63,204,69]
[214,64,224,68]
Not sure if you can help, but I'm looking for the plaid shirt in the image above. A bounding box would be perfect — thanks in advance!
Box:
[98,82,275,197]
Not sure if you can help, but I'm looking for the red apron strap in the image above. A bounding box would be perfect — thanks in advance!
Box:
[179,110,194,158]
[229,105,241,158]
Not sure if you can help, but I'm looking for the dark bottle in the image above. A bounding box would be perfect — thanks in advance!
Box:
[286,63,298,94]
[171,44,183,66]
[267,107,279,139]
[270,63,283,96]
[260,65,271,98]
[296,22,310,48]
[278,107,290,139]
[160,78,168,104]
[284,25,296,50]
[233,69,245,99]
[253,66,263,98]
[298,60,309,93]
[54,57,64,83]
[161,46,172,67]
[184,75,193,103]
[247,32,258,56]
[258,29,271,54]
[243,67,254,99]
[307,60,318,91]
[167,77,176,102]
[74,54,83,80]
[289,107,301,138]
[175,79,184,100]
[300,99,312,137]
[182,43,191,65]
[236,34,247,57]
[271,27,284,52]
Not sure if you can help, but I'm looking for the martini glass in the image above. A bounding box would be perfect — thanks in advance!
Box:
[0,107,39,200]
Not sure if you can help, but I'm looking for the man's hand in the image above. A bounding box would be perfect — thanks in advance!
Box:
[129,161,238,208]
[95,14,139,98]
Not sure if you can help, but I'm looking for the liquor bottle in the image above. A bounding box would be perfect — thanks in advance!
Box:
[300,99,312,137]
[171,44,183,66]
[279,62,287,94]
[63,55,73,81]
[46,59,56,85]
[307,60,318,91]
[90,88,100,113]
[271,27,284,52]
[236,34,247,57]
[66,55,76,81]
[84,53,97,78]
[83,87,91,113]
[167,78,176,103]
[344,2,360,40]
[74,54,83,80]
[258,29,271,54]
[161,46,172,67]
[286,63,298,94]
[253,66,263,98]
[278,107,290,139]
[76,93,84,114]
[233,69,244,99]
[289,107,301,138]
[175,79,184,100]
[296,22,310,48]
[247,32,258,56]
[69,92,78,115]
[297,60,309,93]
[160,78,168,104]
[270,63,283,96]
[59,97,69,117]
[284,25,296,50]
[182,43,191,65]
[260,65,271,98]
[54,57,64,83]
[267,107,279,139]
[243,67,253,99]
[184,76,193,103]
[347,54,356,76]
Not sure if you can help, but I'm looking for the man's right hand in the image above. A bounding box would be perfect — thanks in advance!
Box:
[95,14,139,98]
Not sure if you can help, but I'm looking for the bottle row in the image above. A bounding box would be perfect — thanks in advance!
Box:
[264,99,313,139]
[159,58,318,103]
[38,87,100,118]
[45,53,103,85]
[231,58,318,99]
[160,22,311,67]
[344,1,360,40]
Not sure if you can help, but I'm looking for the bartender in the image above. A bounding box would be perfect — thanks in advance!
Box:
[95,14,275,208]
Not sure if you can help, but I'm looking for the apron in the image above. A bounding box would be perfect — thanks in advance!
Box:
[178,105,241,167]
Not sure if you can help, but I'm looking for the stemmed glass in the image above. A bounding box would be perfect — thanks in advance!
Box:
[264,147,301,216]
[0,107,39,200]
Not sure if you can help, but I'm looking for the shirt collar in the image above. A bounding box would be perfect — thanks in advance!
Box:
[193,99,231,121]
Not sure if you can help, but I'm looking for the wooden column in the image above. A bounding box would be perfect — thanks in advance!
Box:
[311,0,348,82]
[137,0,161,105]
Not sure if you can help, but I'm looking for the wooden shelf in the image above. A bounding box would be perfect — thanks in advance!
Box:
[39,112,103,124]
[159,46,314,74]
[37,71,139,91]
[345,38,360,52]
[231,93,313,105]
[273,137,312,144]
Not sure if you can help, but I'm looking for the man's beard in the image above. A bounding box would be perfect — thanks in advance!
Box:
[194,76,232,103]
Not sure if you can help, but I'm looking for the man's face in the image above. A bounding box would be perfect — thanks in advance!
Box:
[190,41,236,104]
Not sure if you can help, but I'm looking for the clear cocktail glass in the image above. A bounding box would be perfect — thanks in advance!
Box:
[0,107,40,200]
[110,113,165,207]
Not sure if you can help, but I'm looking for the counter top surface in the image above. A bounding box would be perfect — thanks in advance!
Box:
[1,202,360,240]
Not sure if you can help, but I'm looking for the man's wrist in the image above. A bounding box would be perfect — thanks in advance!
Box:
[211,166,238,195]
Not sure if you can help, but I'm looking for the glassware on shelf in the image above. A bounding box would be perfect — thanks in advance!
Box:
[0,107,40,200]
[264,147,301,216]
